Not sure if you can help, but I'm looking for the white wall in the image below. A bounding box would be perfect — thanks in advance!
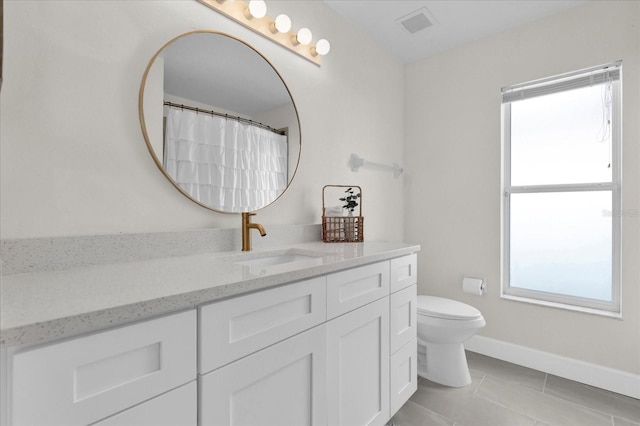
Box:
[0,0,405,242]
[405,1,640,375]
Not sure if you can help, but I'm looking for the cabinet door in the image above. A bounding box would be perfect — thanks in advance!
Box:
[327,262,389,319]
[94,381,196,426]
[327,297,389,426]
[10,310,196,426]
[390,338,418,416]
[200,325,327,426]
[200,276,326,374]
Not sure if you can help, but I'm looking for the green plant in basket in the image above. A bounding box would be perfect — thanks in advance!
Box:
[340,187,360,214]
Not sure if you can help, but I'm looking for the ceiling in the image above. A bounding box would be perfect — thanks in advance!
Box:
[156,1,590,117]
[323,0,588,64]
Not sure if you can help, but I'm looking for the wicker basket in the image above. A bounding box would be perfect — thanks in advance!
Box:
[322,185,364,243]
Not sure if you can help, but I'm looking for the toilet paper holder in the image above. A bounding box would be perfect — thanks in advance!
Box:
[463,275,486,295]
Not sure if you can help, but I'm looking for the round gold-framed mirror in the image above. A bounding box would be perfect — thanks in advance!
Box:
[139,30,301,213]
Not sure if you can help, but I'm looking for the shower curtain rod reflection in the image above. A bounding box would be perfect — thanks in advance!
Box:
[163,101,285,135]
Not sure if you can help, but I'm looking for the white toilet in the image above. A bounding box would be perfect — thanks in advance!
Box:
[416,295,486,387]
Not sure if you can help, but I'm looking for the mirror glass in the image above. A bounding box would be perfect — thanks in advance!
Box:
[139,31,301,213]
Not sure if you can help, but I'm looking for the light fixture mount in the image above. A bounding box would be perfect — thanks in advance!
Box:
[197,0,326,66]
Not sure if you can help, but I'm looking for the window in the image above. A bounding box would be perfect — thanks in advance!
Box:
[502,62,621,316]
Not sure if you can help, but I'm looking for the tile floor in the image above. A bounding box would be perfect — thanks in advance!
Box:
[390,351,640,426]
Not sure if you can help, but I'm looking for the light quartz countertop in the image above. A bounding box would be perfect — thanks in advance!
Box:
[1,241,420,349]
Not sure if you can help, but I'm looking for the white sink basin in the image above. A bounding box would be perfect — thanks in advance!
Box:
[227,249,326,275]
[236,253,320,267]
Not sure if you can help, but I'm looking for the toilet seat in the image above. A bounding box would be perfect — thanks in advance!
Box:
[417,295,482,320]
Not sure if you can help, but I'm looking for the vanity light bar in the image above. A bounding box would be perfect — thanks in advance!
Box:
[197,0,328,66]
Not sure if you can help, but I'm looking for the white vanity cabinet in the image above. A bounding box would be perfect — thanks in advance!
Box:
[199,276,327,373]
[325,261,392,426]
[197,255,417,426]
[5,310,197,426]
[327,296,390,426]
[200,325,328,425]
[199,276,328,426]
[2,250,419,426]
[389,254,418,416]
[325,254,418,425]
[389,284,418,415]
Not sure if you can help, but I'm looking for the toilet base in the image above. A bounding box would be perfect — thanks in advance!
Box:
[417,341,472,387]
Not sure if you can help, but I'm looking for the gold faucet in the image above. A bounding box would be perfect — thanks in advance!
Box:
[241,212,267,251]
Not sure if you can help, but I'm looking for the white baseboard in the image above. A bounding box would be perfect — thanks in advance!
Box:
[465,335,640,399]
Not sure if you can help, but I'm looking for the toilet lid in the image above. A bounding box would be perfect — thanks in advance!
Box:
[417,295,482,320]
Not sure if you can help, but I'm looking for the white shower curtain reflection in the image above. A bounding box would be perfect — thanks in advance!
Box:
[164,107,288,212]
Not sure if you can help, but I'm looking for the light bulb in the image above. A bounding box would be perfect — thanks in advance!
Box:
[314,39,331,56]
[247,0,267,19]
[274,14,292,33]
[296,27,312,46]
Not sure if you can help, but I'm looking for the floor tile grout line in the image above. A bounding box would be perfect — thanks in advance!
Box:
[509,378,629,424]
[471,367,549,423]
[554,392,637,424]
[473,383,543,425]
[541,377,640,422]
[474,369,632,424]
[543,375,640,412]
[472,372,487,398]
[401,354,640,426]
[405,398,458,426]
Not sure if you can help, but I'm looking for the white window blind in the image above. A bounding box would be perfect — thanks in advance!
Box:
[502,61,621,103]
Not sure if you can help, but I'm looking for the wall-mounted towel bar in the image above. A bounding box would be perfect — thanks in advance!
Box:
[349,154,404,178]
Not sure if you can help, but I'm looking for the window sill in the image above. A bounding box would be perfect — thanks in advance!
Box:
[500,293,622,319]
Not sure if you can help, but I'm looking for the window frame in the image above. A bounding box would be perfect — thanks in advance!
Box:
[501,63,622,317]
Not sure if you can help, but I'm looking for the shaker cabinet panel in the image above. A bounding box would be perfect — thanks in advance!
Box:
[389,338,418,416]
[390,284,417,354]
[10,310,196,426]
[93,381,197,426]
[327,297,390,426]
[199,276,326,374]
[200,325,327,426]
[327,261,389,319]
[390,338,418,416]
[390,254,417,293]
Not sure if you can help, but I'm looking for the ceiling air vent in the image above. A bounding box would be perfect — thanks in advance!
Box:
[396,8,435,34]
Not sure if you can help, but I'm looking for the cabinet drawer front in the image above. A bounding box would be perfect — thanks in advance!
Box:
[94,381,197,426]
[201,325,327,426]
[327,261,390,319]
[11,310,196,426]
[390,284,417,354]
[199,276,326,374]
[390,338,418,416]
[390,254,417,293]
